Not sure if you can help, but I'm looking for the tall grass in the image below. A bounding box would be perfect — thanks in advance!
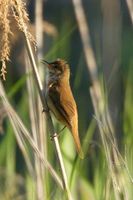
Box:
[0,0,133,200]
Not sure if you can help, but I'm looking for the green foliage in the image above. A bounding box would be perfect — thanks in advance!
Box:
[0,12,133,200]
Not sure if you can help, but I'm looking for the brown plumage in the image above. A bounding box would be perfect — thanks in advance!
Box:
[43,58,84,159]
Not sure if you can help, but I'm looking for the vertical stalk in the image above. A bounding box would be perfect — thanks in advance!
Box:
[35,0,46,199]
[24,36,73,200]
[72,0,128,198]
[126,0,133,23]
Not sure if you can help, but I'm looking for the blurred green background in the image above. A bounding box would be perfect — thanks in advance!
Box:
[0,0,133,199]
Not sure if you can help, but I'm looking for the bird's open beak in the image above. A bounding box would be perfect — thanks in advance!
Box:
[41,60,52,70]
[41,60,51,68]
[41,60,56,73]
[41,60,50,65]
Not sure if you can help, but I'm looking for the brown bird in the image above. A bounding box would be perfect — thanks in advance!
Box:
[42,58,84,159]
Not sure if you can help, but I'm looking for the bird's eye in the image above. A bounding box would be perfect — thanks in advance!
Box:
[54,64,58,68]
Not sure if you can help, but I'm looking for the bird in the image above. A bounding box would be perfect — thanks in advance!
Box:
[42,58,84,159]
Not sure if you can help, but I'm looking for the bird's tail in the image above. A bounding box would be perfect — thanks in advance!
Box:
[71,127,84,159]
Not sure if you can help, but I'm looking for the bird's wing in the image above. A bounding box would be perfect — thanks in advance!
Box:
[48,85,77,128]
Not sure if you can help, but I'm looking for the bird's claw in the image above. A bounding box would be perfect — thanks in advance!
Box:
[50,133,59,141]
[42,107,49,113]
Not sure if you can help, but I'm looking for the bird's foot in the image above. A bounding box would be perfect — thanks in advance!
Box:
[50,133,59,140]
[42,107,49,113]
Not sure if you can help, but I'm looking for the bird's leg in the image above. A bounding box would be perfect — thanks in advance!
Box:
[59,126,66,133]
[50,126,66,140]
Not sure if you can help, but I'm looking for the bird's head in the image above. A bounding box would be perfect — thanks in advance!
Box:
[42,58,70,80]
